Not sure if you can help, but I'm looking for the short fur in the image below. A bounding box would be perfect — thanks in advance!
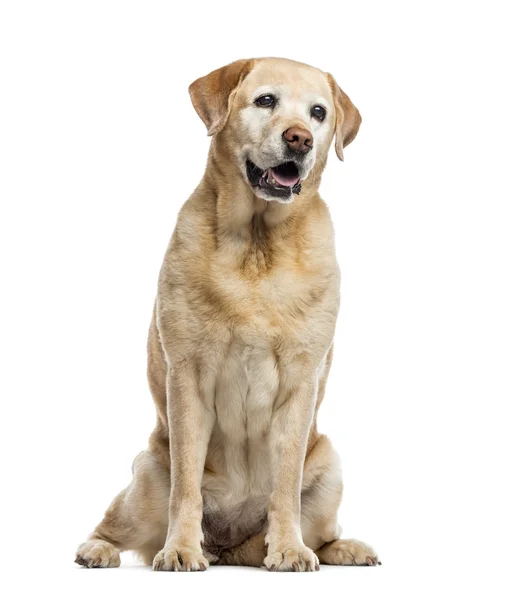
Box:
[75,57,377,572]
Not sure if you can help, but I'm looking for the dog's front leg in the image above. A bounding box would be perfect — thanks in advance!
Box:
[264,372,320,572]
[153,361,214,571]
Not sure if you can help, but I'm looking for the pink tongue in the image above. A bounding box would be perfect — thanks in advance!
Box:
[269,168,300,187]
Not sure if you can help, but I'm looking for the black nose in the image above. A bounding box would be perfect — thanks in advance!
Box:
[283,127,313,154]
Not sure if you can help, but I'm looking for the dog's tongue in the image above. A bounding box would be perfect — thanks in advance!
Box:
[269,168,300,188]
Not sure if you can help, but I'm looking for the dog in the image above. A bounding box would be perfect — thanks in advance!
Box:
[75,57,378,572]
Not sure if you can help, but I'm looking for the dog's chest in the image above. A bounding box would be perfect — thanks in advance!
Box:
[209,261,334,439]
[214,333,279,444]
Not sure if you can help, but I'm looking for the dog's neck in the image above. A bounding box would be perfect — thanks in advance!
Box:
[202,139,323,242]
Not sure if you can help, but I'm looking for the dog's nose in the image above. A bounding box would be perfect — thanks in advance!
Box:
[283,127,313,154]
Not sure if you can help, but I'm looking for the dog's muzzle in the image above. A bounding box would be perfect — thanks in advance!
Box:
[246,160,302,200]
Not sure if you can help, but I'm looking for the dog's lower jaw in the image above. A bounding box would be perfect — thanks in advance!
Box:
[254,187,295,204]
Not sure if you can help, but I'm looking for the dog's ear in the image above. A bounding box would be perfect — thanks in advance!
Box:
[189,59,255,136]
[326,74,362,161]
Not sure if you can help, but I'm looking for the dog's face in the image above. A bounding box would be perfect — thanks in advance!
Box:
[234,60,336,203]
[189,58,361,203]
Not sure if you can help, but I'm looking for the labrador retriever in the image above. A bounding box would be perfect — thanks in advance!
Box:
[75,57,378,572]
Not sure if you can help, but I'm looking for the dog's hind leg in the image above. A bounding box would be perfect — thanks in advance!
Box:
[76,312,172,568]
[301,434,379,566]
[75,450,169,568]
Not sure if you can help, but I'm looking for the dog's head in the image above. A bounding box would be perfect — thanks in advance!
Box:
[189,57,361,203]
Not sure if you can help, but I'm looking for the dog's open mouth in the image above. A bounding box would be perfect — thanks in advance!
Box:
[246,160,302,199]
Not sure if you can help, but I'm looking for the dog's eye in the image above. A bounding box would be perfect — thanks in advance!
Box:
[255,94,276,108]
[311,105,326,121]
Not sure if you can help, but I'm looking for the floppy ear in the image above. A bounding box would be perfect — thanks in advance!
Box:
[189,59,255,136]
[326,74,362,161]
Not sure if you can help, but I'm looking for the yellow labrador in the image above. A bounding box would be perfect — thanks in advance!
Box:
[75,57,378,572]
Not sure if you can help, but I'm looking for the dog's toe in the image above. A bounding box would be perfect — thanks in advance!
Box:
[75,539,121,568]
[317,538,379,566]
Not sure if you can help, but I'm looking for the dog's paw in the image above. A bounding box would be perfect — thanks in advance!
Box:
[264,545,320,572]
[317,538,379,566]
[75,539,120,568]
[153,545,209,572]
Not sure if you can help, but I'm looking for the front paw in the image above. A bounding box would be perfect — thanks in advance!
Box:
[264,545,320,572]
[153,545,209,572]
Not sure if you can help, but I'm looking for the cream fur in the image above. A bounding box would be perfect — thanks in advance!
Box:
[75,57,377,572]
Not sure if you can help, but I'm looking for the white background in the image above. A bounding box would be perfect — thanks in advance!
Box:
[1,1,506,598]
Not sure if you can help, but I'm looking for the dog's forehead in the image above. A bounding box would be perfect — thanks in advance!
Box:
[241,59,333,103]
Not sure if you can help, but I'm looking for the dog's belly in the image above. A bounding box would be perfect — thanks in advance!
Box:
[201,495,268,553]
[201,335,279,549]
